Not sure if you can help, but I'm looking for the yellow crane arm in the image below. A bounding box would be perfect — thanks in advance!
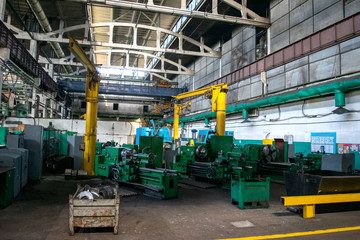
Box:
[173,83,228,140]
[68,36,100,176]
[69,37,97,73]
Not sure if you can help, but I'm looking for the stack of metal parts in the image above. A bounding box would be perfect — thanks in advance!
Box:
[75,184,117,200]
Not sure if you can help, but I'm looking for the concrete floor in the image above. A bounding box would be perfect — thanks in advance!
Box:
[1,175,360,240]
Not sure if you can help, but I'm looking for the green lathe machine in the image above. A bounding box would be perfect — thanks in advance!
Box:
[95,136,178,199]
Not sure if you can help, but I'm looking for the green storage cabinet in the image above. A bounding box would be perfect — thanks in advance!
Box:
[0,168,14,208]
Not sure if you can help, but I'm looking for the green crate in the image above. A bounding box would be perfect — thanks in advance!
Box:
[0,127,9,146]
[231,177,270,209]
[0,168,14,208]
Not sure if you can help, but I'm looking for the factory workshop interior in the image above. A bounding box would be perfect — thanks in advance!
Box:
[1,0,360,239]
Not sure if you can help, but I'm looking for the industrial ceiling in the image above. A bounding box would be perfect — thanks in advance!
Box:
[2,0,270,117]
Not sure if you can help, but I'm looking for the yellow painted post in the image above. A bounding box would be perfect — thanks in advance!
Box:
[303,204,316,218]
[173,103,180,140]
[83,73,99,176]
[216,89,227,136]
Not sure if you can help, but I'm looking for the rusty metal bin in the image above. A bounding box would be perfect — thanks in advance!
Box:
[69,185,120,235]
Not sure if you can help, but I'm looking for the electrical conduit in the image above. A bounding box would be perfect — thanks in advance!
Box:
[163,78,360,124]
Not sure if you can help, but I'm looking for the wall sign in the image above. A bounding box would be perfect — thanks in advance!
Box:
[311,132,336,154]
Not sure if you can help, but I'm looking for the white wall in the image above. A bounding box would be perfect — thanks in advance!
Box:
[179,89,360,144]
[4,118,141,145]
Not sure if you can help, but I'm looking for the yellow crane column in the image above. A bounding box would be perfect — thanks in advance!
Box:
[83,73,100,175]
[215,89,227,136]
[173,83,228,139]
[173,104,180,140]
[69,37,99,176]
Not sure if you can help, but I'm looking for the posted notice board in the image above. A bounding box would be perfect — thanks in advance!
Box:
[310,132,336,154]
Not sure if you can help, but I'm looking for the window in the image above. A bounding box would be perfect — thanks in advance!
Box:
[81,101,86,109]
[113,103,119,110]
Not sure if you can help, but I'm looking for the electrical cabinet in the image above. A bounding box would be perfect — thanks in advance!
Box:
[0,168,14,208]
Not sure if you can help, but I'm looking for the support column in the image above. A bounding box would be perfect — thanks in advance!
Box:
[83,73,99,176]
[173,104,180,140]
[0,2,5,119]
[49,94,54,118]
[0,1,5,21]
[29,40,38,58]
[48,64,54,78]
[216,90,227,136]
[31,87,37,117]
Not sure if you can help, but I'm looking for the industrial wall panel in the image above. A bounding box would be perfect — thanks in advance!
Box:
[243,26,256,42]
[273,14,290,37]
[243,36,256,53]
[222,40,232,54]
[340,35,360,53]
[251,75,261,84]
[227,89,238,104]
[345,0,360,17]
[290,17,314,43]
[222,63,232,77]
[314,1,343,32]
[285,56,308,71]
[286,65,309,88]
[309,45,339,62]
[268,73,286,93]
[290,0,311,11]
[267,65,285,78]
[270,0,283,9]
[250,81,263,98]
[341,48,360,75]
[232,32,243,48]
[238,85,251,101]
[309,55,340,82]
[313,0,341,14]
[237,78,250,88]
[271,0,289,22]
[271,30,290,52]
[222,51,232,66]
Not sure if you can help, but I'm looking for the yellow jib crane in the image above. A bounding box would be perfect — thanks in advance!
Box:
[68,37,99,176]
[173,83,228,140]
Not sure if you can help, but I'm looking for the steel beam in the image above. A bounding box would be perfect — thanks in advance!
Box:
[58,80,184,98]
[64,0,270,27]
[5,22,221,58]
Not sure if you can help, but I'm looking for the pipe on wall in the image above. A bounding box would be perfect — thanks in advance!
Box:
[163,78,360,124]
